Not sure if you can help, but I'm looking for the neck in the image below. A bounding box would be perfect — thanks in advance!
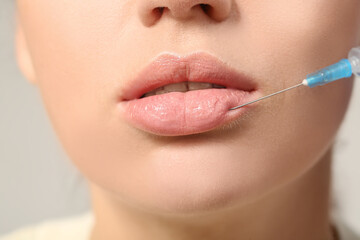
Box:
[89,149,334,240]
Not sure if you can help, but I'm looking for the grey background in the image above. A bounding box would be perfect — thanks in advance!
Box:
[1,0,359,236]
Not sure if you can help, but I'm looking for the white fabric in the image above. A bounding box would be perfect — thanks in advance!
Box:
[0,212,94,240]
[1,211,359,240]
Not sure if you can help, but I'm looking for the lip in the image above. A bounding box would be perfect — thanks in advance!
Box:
[118,52,261,136]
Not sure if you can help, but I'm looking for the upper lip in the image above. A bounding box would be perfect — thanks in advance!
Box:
[120,52,258,101]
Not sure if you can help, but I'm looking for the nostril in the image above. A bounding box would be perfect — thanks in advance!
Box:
[152,7,165,19]
[158,7,165,14]
[140,1,232,27]
[199,4,211,14]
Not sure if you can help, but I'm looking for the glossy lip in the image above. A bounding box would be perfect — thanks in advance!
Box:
[119,52,258,101]
[118,52,261,136]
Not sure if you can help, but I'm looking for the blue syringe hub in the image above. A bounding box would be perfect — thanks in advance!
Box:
[304,47,360,88]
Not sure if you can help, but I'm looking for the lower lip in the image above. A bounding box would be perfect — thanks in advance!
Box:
[118,88,260,136]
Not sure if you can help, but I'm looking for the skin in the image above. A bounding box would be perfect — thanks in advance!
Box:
[15,0,360,239]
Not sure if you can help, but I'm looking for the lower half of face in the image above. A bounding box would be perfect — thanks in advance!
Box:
[17,0,360,215]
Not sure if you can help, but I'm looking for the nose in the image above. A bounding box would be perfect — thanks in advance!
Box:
[138,0,232,26]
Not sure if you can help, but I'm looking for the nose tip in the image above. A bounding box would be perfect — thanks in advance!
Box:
[138,0,232,26]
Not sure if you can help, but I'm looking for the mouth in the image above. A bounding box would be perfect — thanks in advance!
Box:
[117,52,261,136]
[139,81,228,99]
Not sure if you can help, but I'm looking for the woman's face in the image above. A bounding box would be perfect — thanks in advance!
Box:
[16,0,360,215]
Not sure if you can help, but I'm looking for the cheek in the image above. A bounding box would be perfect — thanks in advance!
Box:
[17,1,137,156]
[229,0,360,84]
[234,0,359,170]
[16,2,147,188]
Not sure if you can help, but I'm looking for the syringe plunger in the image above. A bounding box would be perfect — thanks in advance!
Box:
[348,47,360,77]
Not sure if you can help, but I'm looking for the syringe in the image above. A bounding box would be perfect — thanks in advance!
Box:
[229,46,360,111]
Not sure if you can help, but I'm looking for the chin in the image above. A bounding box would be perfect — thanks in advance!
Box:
[124,150,270,217]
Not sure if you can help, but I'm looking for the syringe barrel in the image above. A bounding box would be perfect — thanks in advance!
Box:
[348,47,360,77]
[305,59,352,88]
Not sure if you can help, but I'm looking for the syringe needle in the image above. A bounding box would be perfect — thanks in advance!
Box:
[229,81,306,111]
[229,47,360,111]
